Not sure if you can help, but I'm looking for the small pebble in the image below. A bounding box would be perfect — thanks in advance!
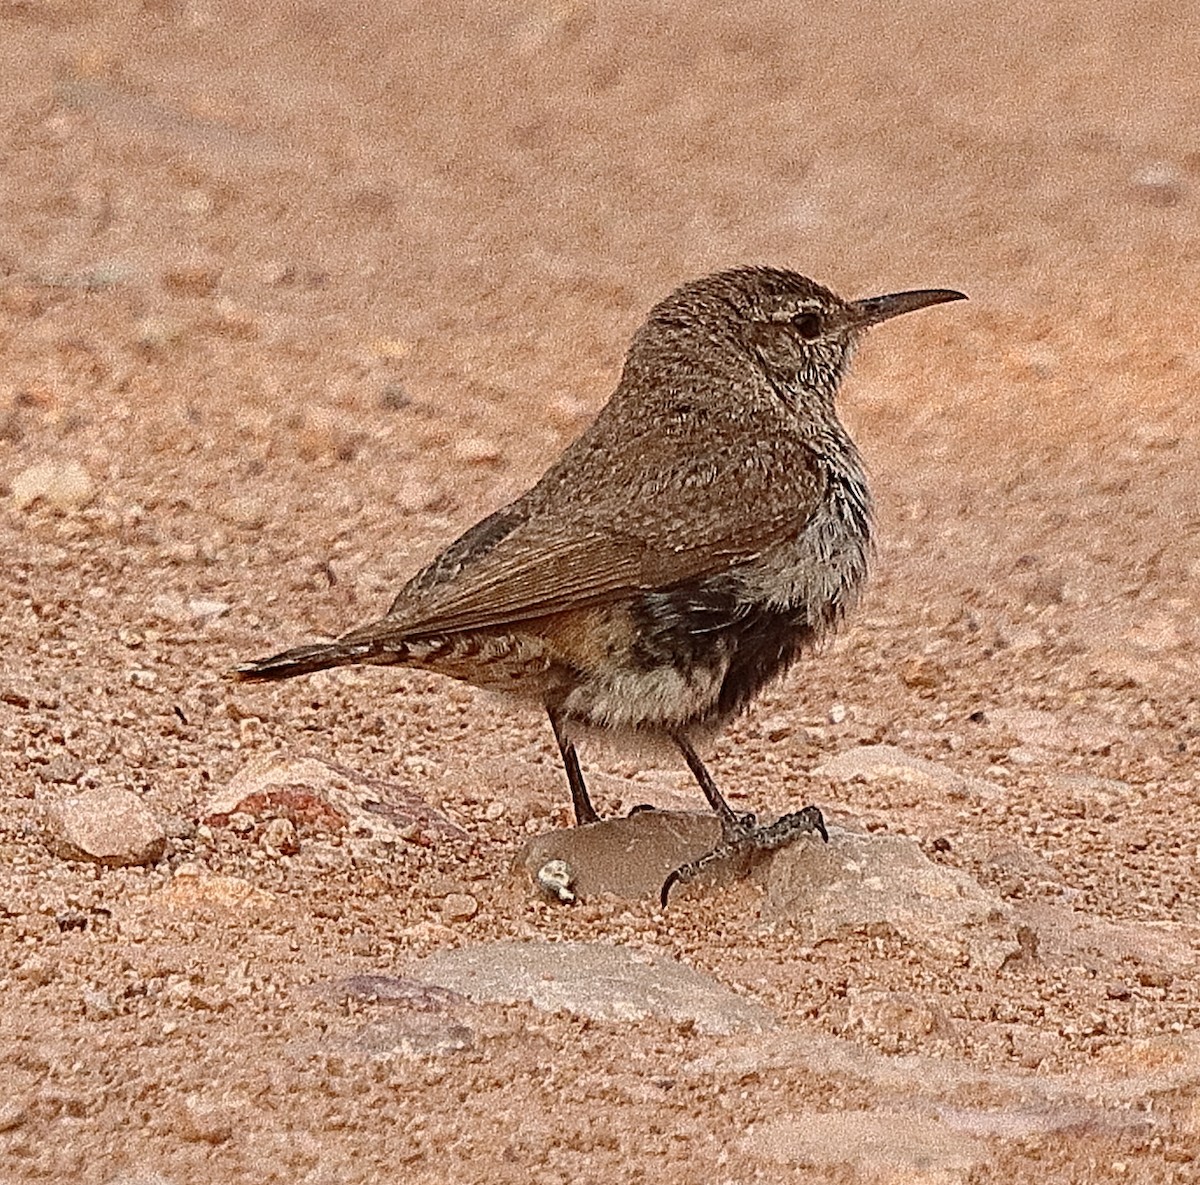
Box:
[379,383,411,410]
[135,315,185,351]
[162,264,220,296]
[536,858,576,904]
[454,437,503,465]
[1130,161,1185,206]
[261,816,300,856]
[178,1104,234,1145]
[370,338,413,361]
[441,892,479,922]
[0,1099,28,1133]
[187,598,231,619]
[10,461,96,511]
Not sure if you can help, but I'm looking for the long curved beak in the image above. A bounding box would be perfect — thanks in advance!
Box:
[848,288,967,328]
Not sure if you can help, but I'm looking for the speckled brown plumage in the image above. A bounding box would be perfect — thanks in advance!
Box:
[231,267,965,895]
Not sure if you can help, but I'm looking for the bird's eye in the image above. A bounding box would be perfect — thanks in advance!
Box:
[792,312,822,340]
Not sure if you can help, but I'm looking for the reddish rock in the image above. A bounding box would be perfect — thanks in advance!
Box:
[204,753,468,842]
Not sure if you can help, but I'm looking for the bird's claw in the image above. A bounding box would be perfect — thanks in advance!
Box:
[660,805,828,908]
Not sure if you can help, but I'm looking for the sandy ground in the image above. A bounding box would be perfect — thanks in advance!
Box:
[1,1,1199,1181]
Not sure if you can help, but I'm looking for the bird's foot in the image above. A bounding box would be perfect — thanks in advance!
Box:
[659,805,828,908]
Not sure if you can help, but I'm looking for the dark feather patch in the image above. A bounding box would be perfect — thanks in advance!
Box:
[630,576,815,723]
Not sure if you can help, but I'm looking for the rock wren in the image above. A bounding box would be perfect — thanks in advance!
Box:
[230,267,965,901]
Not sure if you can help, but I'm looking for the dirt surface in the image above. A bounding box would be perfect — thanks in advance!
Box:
[2,2,1199,1182]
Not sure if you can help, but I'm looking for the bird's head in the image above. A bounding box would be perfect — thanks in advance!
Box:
[632,266,966,408]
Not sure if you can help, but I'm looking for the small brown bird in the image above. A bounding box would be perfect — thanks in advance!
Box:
[231,267,965,901]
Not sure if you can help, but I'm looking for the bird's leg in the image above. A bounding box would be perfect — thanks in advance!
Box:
[663,732,828,907]
[671,732,746,833]
[548,708,601,826]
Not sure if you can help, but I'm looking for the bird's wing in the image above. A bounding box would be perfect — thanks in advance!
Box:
[346,431,825,642]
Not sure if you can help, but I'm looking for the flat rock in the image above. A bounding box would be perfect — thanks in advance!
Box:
[743,1110,987,1177]
[158,868,283,918]
[815,744,955,783]
[302,975,475,1059]
[685,1027,1192,1113]
[985,706,1127,755]
[814,744,990,799]
[319,974,467,1009]
[46,787,166,867]
[519,810,724,900]
[1014,902,1200,979]
[351,1013,476,1057]
[409,940,773,1035]
[0,669,61,710]
[762,828,1019,970]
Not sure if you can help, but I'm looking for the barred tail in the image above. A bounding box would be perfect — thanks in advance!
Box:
[227,637,403,683]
